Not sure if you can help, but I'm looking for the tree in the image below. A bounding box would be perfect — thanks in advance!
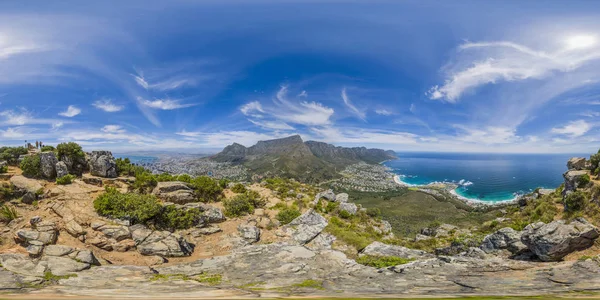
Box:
[20,154,41,178]
[564,190,586,212]
[56,142,85,161]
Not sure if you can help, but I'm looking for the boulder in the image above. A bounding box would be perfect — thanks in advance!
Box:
[16,221,58,246]
[61,155,88,176]
[361,241,430,259]
[55,161,69,178]
[563,170,589,195]
[313,189,336,204]
[40,152,58,179]
[10,175,42,194]
[480,227,527,254]
[65,220,85,237]
[281,209,328,244]
[305,233,336,251]
[192,225,222,236]
[130,224,193,257]
[339,202,358,215]
[87,151,117,178]
[98,225,131,241]
[42,256,91,276]
[335,193,349,203]
[21,191,37,204]
[238,225,261,243]
[537,189,555,197]
[82,174,103,186]
[521,218,600,261]
[152,181,196,204]
[204,207,225,223]
[567,157,587,170]
[44,245,75,257]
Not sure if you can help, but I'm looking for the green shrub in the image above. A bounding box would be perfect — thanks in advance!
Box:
[20,154,41,178]
[56,142,85,161]
[231,183,247,193]
[324,216,376,250]
[590,152,600,170]
[324,201,339,213]
[218,178,230,189]
[93,187,162,224]
[0,165,7,173]
[0,205,19,223]
[56,174,75,185]
[223,195,254,217]
[133,171,158,193]
[0,183,15,201]
[156,206,202,231]
[276,208,301,225]
[356,255,414,268]
[40,145,55,152]
[339,210,352,219]
[245,190,267,208]
[0,147,28,165]
[366,207,381,218]
[177,174,192,183]
[565,190,587,212]
[191,176,223,202]
[155,173,176,182]
[577,174,591,187]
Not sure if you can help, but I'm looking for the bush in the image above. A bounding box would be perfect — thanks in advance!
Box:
[245,190,267,208]
[56,174,76,185]
[218,178,230,189]
[231,183,247,193]
[356,255,414,268]
[276,208,301,225]
[223,195,254,217]
[0,165,7,173]
[565,190,587,212]
[94,187,162,224]
[577,174,591,187]
[0,183,15,201]
[339,210,352,219]
[0,147,28,165]
[190,176,223,202]
[133,171,158,193]
[155,173,176,182]
[366,207,381,218]
[177,174,192,183]
[155,205,202,231]
[40,145,55,152]
[590,152,600,169]
[0,205,19,223]
[20,154,41,178]
[56,142,85,161]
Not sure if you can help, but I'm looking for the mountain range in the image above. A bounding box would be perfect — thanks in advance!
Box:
[211,135,397,182]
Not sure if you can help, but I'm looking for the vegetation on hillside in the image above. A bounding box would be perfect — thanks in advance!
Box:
[0,146,28,165]
[56,174,76,185]
[56,142,85,161]
[20,154,41,178]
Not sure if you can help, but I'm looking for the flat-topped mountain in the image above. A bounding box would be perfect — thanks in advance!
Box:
[211,135,396,182]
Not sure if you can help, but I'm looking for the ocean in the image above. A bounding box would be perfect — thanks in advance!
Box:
[113,154,158,165]
[384,152,586,203]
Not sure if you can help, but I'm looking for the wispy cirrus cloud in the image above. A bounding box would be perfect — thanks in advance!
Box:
[93,99,124,112]
[341,88,366,121]
[428,38,600,102]
[375,109,392,116]
[58,105,81,117]
[139,98,198,110]
[551,120,591,137]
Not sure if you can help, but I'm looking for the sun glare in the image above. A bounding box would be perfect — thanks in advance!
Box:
[565,35,596,49]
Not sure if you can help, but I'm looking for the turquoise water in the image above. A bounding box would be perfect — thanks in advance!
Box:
[384,152,584,203]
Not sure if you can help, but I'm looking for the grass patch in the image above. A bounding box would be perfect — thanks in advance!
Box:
[56,174,76,185]
[150,273,222,285]
[43,271,77,282]
[356,255,414,268]
[0,205,19,223]
[292,279,324,290]
[324,216,381,252]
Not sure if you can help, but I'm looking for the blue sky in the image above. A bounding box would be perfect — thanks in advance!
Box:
[1,0,599,153]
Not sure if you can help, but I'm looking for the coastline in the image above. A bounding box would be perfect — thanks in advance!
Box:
[392,174,520,206]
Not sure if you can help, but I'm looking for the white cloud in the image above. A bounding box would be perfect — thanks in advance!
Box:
[0,108,72,126]
[93,99,124,112]
[298,90,307,97]
[454,125,519,144]
[133,75,149,89]
[341,88,366,121]
[429,40,600,102]
[551,120,591,137]
[248,119,294,130]
[0,127,27,139]
[310,126,418,145]
[175,130,291,147]
[101,125,126,133]
[133,73,197,91]
[58,105,81,117]
[375,109,392,116]
[240,101,265,117]
[52,122,63,130]
[140,98,198,110]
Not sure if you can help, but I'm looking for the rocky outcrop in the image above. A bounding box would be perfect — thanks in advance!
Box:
[521,219,600,261]
[480,227,527,254]
[152,181,196,204]
[567,157,587,170]
[10,175,42,194]
[82,174,103,186]
[87,151,117,178]
[130,224,193,257]
[339,202,358,215]
[61,154,88,176]
[237,225,260,243]
[55,161,69,178]
[40,152,58,179]
[335,193,349,203]
[15,221,58,256]
[361,241,430,259]
[563,170,589,195]
[313,189,335,203]
[281,209,328,244]
[305,233,336,251]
